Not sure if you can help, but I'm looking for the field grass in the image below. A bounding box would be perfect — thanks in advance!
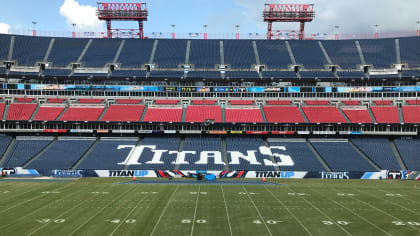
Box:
[0,178,419,236]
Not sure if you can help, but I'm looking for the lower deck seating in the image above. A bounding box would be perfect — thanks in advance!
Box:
[402,106,420,123]
[394,139,420,170]
[77,139,138,169]
[185,106,222,122]
[27,139,95,169]
[311,141,377,171]
[371,107,399,123]
[7,104,37,120]
[342,109,373,123]
[225,109,263,123]
[101,105,144,122]
[143,108,182,122]
[302,106,347,123]
[179,136,225,170]
[33,107,65,121]
[129,137,180,170]
[0,136,12,158]
[0,103,5,119]
[351,138,401,170]
[60,107,104,121]
[263,106,304,123]
[1,139,52,168]
[268,140,326,171]
[226,137,275,171]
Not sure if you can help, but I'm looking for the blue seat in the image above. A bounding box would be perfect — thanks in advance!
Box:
[256,40,291,69]
[82,39,122,67]
[1,139,52,168]
[359,38,396,68]
[394,139,420,171]
[289,40,328,69]
[48,38,89,67]
[224,40,255,69]
[323,40,361,69]
[179,136,225,170]
[12,35,50,66]
[118,39,154,68]
[189,40,220,69]
[153,40,187,68]
[351,138,401,170]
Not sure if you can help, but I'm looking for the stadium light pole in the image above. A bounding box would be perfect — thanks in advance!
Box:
[374,24,379,39]
[32,21,37,37]
[235,24,240,40]
[334,25,339,40]
[72,23,76,38]
[171,24,176,39]
[203,24,208,40]
[416,20,420,37]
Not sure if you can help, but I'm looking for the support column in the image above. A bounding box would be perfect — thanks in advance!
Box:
[267,22,272,40]
[138,21,144,39]
[106,20,112,38]
[299,22,305,40]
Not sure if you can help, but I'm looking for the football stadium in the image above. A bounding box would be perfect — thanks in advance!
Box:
[0,0,419,235]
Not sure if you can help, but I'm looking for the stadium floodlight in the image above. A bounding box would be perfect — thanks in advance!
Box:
[72,23,76,38]
[417,20,420,36]
[97,2,148,39]
[171,24,176,39]
[32,21,37,36]
[263,3,315,40]
[203,24,208,39]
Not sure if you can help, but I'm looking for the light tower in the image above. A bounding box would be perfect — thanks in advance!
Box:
[97,2,148,39]
[263,4,315,40]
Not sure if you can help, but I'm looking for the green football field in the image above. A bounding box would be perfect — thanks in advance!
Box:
[0,178,419,236]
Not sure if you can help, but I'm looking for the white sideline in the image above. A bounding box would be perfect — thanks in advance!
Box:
[150,185,180,236]
[68,187,136,236]
[220,186,233,236]
[108,192,150,236]
[374,189,420,216]
[286,186,353,236]
[190,185,200,236]
[313,188,392,236]
[264,186,313,236]
[242,185,273,236]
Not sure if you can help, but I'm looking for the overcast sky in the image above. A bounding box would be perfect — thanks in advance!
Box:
[0,0,419,35]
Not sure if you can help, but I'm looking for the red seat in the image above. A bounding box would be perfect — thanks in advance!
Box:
[229,100,254,105]
[47,98,66,103]
[101,105,144,122]
[79,99,103,104]
[154,100,179,105]
[266,100,292,105]
[373,100,392,106]
[116,99,142,104]
[0,103,5,119]
[225,109,263,123]
[342,101,360,106]
[407,100,420,105]
[371,107,399,123]
[34,107,65,121]
[302,106,347,123]
[185,106,221,122]
[7,104,37,120]
[15,98,35,103]
[60,107,104,121]
[304,100,330,105]
[191,100,217,105]
[263,106,304,123]
[402,106,420,123]
[143,108,182,122]
[342,109,373,123]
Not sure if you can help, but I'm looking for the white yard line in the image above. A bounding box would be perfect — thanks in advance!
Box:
[108,192,150,236]
[315,188,392,236]
[242,185,273,236]
[0,183,74,214]
[68,187,136,236]
[220,186,233,236]
[264,186,313,236]
[190,185,201,236]
[373,189,420,216]
[286,186,353,236]
[353,190,420,233]
[150,185,180,236]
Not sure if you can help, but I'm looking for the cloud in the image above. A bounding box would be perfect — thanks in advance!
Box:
[59,0,104,31]
[235,0,420,34]
[0,23,10,34]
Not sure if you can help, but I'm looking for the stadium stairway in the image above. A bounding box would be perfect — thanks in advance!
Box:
[123,138,143,170]
[367,107,377,123]
[264,139,280,171]
[260,105,268,123]
[181,106,187,122]
[398,106,404,123]
[305,140,332,171]
[29,104,40,120]
[173,137,185,171]
[221,137,229,170]
[338,107,351,123]
[56,106,69,121]
[71,139,99,170]
[348,140,381,171]
[0,137,15,166]
[221,106,226,122]
[2,103,9,120]
[298,105,309,123]
[97,105,109,121]
[139,104,148,122]
[23,138,57,168]
[389,139,408,170]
